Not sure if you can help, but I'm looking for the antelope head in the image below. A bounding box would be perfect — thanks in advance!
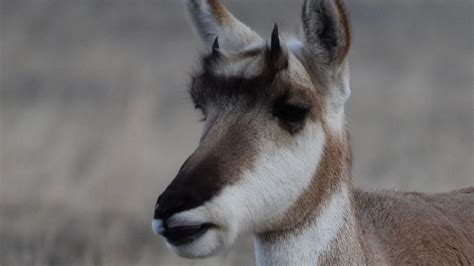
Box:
[153,0,352,258]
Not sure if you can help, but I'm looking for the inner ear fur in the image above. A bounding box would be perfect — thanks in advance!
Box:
[300,0,352,112]
[301,0,351,71]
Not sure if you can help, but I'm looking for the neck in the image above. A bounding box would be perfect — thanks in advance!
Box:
[254,126,369,265]
[254,183,367,265]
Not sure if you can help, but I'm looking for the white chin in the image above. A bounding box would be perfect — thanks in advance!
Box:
[166,228,228,258]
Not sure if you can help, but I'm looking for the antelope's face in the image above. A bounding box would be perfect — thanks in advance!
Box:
[153,0,351,258]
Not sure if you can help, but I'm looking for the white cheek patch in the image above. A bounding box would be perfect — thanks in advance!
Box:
[228,122,326,231]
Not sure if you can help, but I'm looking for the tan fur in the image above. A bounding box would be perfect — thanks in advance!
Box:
[355,188,474,264]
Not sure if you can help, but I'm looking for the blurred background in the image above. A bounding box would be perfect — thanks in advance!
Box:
[1,0,473,265]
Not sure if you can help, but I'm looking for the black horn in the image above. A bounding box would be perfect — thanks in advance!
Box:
[271,24,281,58]
[212,36,220,56]
[269,23,288,69]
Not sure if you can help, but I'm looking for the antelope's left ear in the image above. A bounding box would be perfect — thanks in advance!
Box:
[301,0,351,71]
[294,0,352,109]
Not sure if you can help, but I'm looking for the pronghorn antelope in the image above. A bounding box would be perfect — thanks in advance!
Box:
[152,0,474,264]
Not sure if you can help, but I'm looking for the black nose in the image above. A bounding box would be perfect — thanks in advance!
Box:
[154,156,223,221]
[154,186,203,221]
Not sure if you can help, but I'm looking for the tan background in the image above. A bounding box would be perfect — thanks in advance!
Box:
[1,0,473,265]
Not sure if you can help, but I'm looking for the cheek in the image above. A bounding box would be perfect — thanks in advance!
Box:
[210,122,326,231]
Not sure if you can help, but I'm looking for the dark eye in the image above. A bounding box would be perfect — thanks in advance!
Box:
[273,103,310,123]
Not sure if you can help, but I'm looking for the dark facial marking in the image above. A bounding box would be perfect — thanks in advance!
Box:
[189,45,293,115]
[155,122,258,221]
[191,58,274,110]
[155,156,222,220]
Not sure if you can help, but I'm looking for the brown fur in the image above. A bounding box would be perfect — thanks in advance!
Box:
[189,113,261,186]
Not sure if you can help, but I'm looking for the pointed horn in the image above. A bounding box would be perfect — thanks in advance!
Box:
[212,36,220,56]
[212,36,220,55]
[271,23,281,58]
[269,23,288,69]
[212,36,220,50]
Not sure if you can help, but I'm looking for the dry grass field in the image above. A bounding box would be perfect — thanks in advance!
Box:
[1,0,473,265]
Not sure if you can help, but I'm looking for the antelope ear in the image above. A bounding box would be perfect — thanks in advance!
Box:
[301,0,351,73]
[185,0,264,52]
[298,0,352,114]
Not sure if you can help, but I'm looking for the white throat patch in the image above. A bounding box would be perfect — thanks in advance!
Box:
[254,184,351,266]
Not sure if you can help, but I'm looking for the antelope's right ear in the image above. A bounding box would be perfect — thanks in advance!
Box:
[185,0,264,52]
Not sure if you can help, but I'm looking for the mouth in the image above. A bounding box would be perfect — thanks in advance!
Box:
[152,219,214,246]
